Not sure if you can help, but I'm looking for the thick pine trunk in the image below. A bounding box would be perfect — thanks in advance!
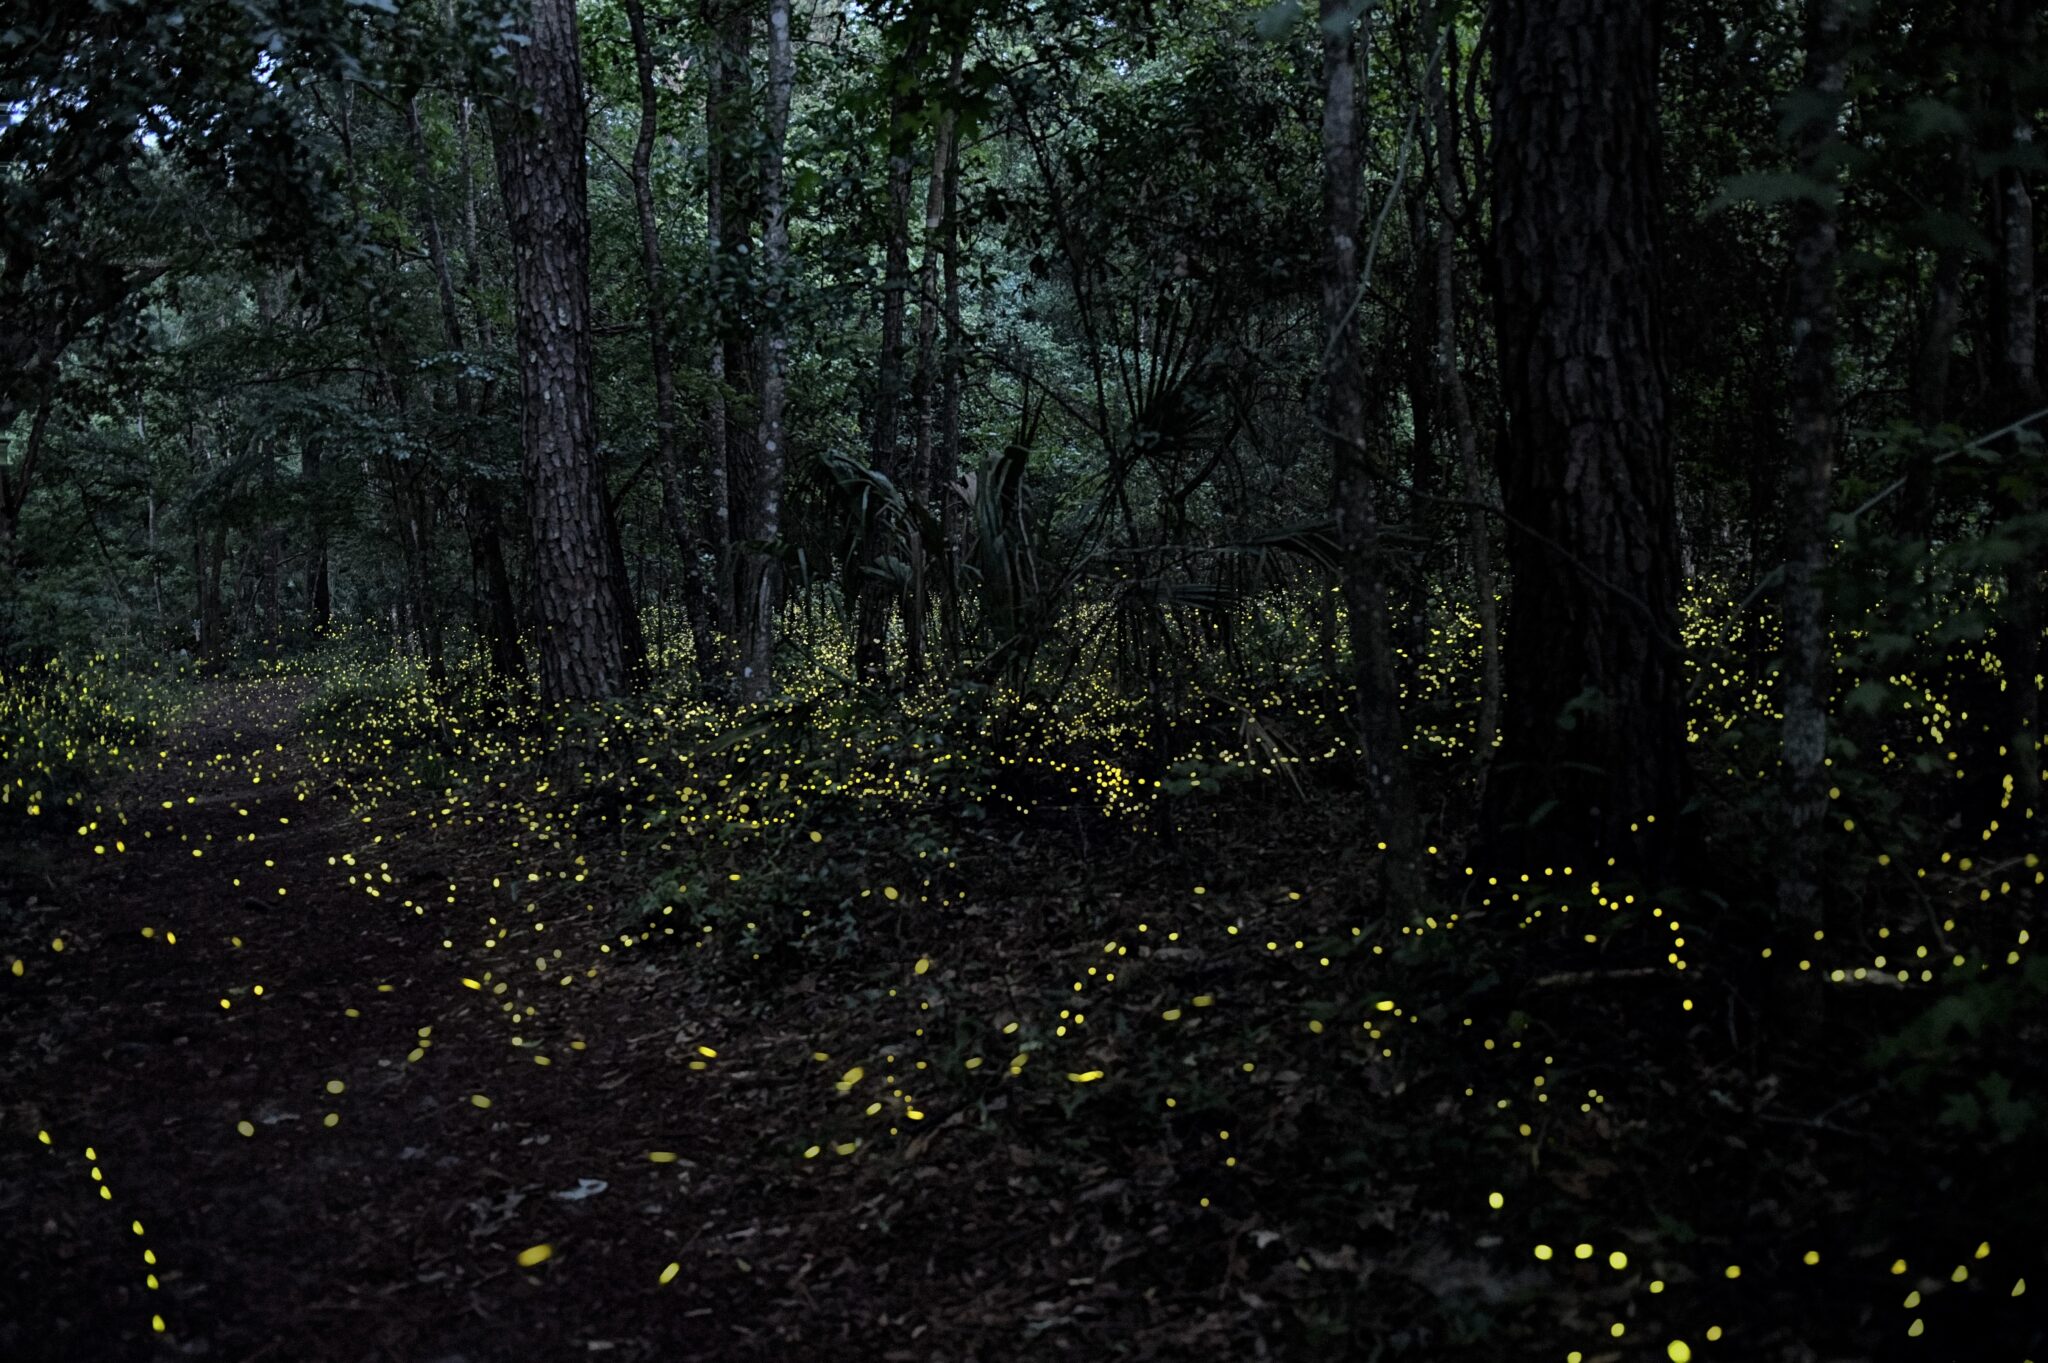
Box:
[491,0,630,701]
[1321,0,1417,878]
[1484,0,1688,868]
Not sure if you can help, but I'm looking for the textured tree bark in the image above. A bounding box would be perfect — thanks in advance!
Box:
[1425,20,1501,760]
[1484,0,1688,868]
[1322,0,1418,878]
[1777,0,1852,1003]
[735,0,793,702]
[624,0,722,692]
[491,0,631,702]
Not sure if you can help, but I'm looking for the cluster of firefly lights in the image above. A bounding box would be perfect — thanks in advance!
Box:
[3,595,2040,1355]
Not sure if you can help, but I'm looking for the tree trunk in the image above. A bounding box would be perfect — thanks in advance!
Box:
[701,0,740,634]
[490,0,631,701]
[1777,0,1852,1005]
[198,522,228,665]
[447,97,526,682]
[1990,0,2043,813]
[1901,15,1982,547]
[937,78,966,657]
[736,0,794,702]
[624,0,722,691]
[856,37,924,686]
[1484,0,1688,868]
[912,50,964,506]
[375,362,448,684]
[905,50,963,685]
[261,521,282,651]
[409,96,526,683]
[303,440,330,636]
[0,391,51,572]
[1425,17,1501,758]
[1322,0,1417,879]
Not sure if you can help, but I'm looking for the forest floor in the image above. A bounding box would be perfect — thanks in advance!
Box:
[3,673,2042,1363]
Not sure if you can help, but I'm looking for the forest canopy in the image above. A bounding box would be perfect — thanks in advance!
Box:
[2,0,2043,1358]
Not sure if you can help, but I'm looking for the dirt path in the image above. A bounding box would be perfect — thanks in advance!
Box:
[6,677,1234,1363]
[3,680,805,1362]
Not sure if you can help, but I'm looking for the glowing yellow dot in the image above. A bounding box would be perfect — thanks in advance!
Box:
[516,1243,552,1267]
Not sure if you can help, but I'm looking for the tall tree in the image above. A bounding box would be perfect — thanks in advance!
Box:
[1776,0,1854,1000]
[907,48,965,684]
[855,23,927,686]
[1321,0,1418,874]
[491,0,632,701]
[736,0,796,701]
[405,96,525,683]
[623,0,721,690]
[1485,0,1688,867]
[1988,0,2043,809]
[1423,8,1501,759]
